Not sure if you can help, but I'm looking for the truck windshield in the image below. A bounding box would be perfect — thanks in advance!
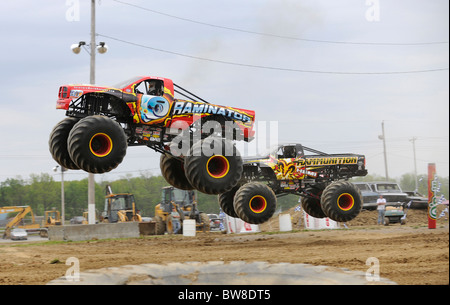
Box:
[375,184,401,192]
[355,184,371,191]
[112,76,143,89]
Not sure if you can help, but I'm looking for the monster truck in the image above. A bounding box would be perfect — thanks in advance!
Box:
[218,143,368,224]
[49,76,255,195]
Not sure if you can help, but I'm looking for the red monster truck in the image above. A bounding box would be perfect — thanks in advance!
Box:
[49,76,255,195]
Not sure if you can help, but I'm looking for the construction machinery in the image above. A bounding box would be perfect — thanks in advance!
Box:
[154,186,210,235]
[40,209,62,237]
[101,185,142,223]
[0,206,41,239]
[81,211,89,224]
[43,209,62,226]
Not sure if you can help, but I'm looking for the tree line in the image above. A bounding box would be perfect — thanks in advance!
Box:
[1,173,206,220]
[1,172,448,221]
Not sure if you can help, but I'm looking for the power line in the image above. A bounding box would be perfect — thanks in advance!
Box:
[111,0,449,46]
[97,33,449,75]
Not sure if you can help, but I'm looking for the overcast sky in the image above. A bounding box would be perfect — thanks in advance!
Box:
[0,0,448,184]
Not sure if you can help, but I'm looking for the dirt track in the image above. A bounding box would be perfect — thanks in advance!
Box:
[0,209,448,285]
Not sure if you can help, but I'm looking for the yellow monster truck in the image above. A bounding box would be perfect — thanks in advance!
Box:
[219,143,368,224]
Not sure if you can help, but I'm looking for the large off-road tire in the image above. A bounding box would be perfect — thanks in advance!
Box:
[67,115,127,173]
[301,186,326,218]
[218,184,241,218]
[154,216,166,235]
[184,137,243,194]
[160,154,193,190]
[301,196,327,218]
[165,214,174,234]
[320,181,363,222]
[49,117,80,170]
[199,212,210,232]
[233,182,277,224]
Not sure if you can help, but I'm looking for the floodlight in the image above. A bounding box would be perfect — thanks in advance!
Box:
[71,41,86,54]
[97,42,108,54]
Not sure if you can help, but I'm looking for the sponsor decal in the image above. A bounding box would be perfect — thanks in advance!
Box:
[299,157,358,166]
[264,156,357,180]
[69,89,83,98]
[140,95,171,123]
[172,100,253,123]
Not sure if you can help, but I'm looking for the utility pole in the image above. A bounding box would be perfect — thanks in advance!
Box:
[61,167,65,226]
[88,0,96,225]
[70,0,107,225]
[378,121,389,181]
[53,165,66,225]
[90,0,96,85]
[410,137,418,192]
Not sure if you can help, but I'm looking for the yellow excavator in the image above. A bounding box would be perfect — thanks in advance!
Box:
[101,185,142,223]
[154,186,210,235]
[0,206,41,239]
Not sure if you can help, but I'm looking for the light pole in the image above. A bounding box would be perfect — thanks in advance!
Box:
[71,0,108,224]
[53,165,66,225]
[378,120,389,181]
[410,137,419,192]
